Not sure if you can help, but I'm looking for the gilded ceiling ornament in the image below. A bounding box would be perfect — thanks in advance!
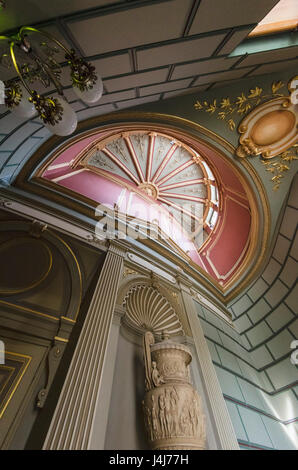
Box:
[194,80,287,131]
[236,95,296,159]
[261,144,298,191]
[194,77,298,191]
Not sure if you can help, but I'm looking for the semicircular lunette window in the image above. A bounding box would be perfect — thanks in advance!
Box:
[77,130,220,249]
[41,126,254,286]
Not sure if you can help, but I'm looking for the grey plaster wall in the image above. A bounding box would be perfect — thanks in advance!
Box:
[104,329,149,450]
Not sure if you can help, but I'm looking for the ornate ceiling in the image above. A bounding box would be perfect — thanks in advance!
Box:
[0,0,297,114]
[0,0,295,300]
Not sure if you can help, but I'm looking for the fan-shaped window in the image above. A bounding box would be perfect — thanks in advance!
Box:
[79,130,220,249]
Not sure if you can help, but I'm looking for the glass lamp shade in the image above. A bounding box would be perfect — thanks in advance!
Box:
[11,84,36,119]
[73,77,103,105]
[44,97,77,136]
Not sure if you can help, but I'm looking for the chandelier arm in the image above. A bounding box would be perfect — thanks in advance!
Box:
[27,46,64,95]
[9,40,63,127]
[2,25,96,133]
[9,41,34,98]
[0,35,10,68]
[17,26,98,92]
[18,26,72,57]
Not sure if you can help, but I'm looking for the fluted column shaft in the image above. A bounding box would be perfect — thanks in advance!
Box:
[178,281,239,450]
[88,305,126,449]
[43,243,125,450]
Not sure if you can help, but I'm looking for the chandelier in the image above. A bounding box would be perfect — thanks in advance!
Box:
[0,26,103,136]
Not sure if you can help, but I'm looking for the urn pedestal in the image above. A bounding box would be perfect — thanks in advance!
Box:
[142,334,206,450]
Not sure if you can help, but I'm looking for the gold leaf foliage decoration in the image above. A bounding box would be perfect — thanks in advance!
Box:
[261,145,298,191]
[194,81,286,131]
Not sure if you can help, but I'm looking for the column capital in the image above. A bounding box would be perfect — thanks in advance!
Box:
[176,273,192,292]
[108,240,127,258]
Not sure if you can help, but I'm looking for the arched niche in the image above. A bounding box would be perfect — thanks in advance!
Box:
[117,273,191,339]
[0,219,82,322]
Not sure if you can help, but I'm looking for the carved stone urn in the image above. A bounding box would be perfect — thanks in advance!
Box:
[142,332,206,450]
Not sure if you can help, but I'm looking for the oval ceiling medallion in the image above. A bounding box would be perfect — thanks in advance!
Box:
[250,110,295,146]
[0,237,52,295]
[237,97,298,158]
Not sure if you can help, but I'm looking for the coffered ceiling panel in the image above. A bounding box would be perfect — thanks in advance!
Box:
[40,25,73,60]
[210,80,233,89]
[116,95,161,109]
[0,0,124,32]
[248,57,298,75]
[139,78,192,97]
[136,33,226,70]
[62,88,79,103]
[188,0,279,35]
[104,68,168,93]
[77,104,115,120]
[219,28,253,55]
[171,56,240,81]
[67,0,193,56]
[89,53,132,78]
[60,52,132,88]
[0,0,297,128]
[163,85,208,99]
[97,89,136,105]
[235,46,298,68]
[192,66,255,86]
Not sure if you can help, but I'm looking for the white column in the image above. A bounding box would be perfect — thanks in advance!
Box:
[178,277,239,450]
[43,242,126,450]
[88,305,125,449]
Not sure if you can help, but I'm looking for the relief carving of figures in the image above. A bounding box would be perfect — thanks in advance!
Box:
[158,394,167,437]
[164,389,173,436]
[142,332,206,450]
[152,361,165,387]
[151,396,159,440]
[170,390,178,435]
[143,331,155,391]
